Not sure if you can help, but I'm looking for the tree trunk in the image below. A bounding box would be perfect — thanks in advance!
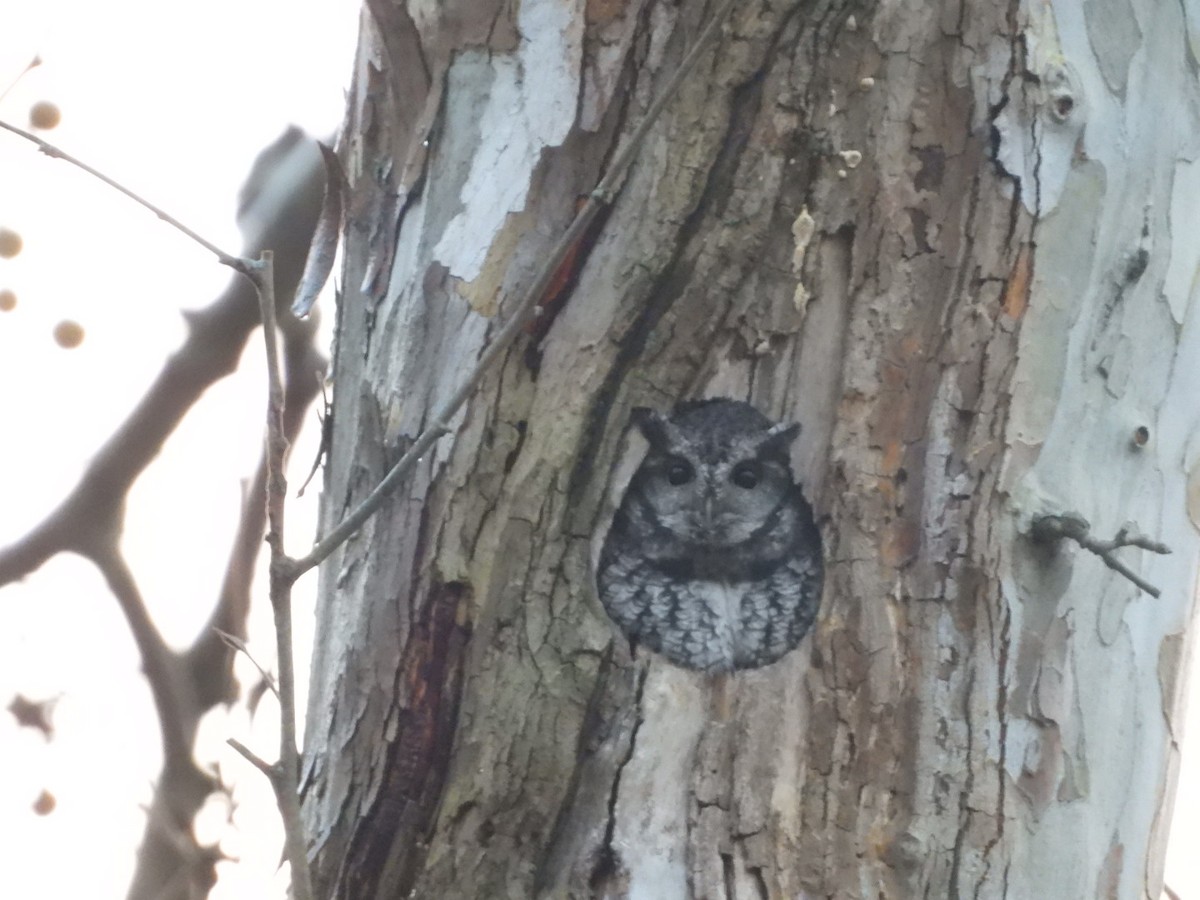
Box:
[301,1,1198,897]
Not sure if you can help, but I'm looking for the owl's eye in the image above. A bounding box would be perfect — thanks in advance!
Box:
[731,462,761,489]
[666,459,694,486]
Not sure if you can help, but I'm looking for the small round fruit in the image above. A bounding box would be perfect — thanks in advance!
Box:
[53,320,85,348]
[29,101,61,130]
[32,789,56,816]
[0,289,15,311]
[0,228,22,258]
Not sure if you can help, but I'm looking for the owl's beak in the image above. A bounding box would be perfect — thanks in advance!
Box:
[700,494,716,530]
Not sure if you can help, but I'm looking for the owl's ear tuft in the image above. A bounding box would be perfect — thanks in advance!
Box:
[631,407,673,450]
[756,422,801,458]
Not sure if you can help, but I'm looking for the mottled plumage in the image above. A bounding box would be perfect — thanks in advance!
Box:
[597,399,823,672]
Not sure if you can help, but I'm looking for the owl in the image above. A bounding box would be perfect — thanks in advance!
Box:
[596,399,823,672]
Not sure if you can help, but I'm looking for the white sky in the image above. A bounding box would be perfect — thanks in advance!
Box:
[0,1,1197,898]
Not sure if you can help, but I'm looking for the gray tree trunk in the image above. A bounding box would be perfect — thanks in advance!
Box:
[301,1,1198,897]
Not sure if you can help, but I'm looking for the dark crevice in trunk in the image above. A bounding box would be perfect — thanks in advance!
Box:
[587,665,648,896]
[567,61,773,512]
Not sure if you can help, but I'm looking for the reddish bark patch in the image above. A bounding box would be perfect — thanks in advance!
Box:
[344,580,473,898]
[1097,838,1123,899]
[525,195,611,366]
[1002,244,1033,321]
[586,0,631,26]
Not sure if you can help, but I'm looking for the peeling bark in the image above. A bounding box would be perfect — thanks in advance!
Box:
[304,2,1200,898]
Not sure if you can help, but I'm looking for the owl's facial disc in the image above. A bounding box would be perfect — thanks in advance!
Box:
[673,461,787,547]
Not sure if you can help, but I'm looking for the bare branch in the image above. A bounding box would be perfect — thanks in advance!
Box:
[249,252,314,900]
[227,738,275,779]
[0,55,41,102]
[92,549,191,759]
[214,628,279,700]
[296,381,332,498]
[250,253,289,561]
[185,298,325,706]
[1031,513,1171,598]
[288,0,740,579]
[0,118,245,268]
[136,793,225,900]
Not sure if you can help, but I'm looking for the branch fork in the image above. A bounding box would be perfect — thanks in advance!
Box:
[1031,512,1171,598]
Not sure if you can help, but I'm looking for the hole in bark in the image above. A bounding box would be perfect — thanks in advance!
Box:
[1124,248,1149,283]
[503,420,528,473]
[478,818,495,847]
[1052,93,1074,120]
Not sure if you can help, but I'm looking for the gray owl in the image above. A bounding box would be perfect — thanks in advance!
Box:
[597,399,823,672]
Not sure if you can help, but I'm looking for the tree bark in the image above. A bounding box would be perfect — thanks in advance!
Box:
[302,1,1198,897]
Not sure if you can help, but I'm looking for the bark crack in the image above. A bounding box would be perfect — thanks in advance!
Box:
[749,864,770,900]
[590,665,648,890]
[948,666,977,899]
[978,590,1012,896]
[985,1,1028,247]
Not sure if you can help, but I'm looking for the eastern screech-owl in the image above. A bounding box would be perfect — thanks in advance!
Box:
[597,399,823,672]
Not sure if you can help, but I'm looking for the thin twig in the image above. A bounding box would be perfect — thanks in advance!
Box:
[1031,513,1171,598]
[296,379,331,498]
[287,0,739,579]
[0,55,40,103]
[214,628,279,700]
[247,252,314,900]
[227,738,275,779]
[0,118,244,269]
